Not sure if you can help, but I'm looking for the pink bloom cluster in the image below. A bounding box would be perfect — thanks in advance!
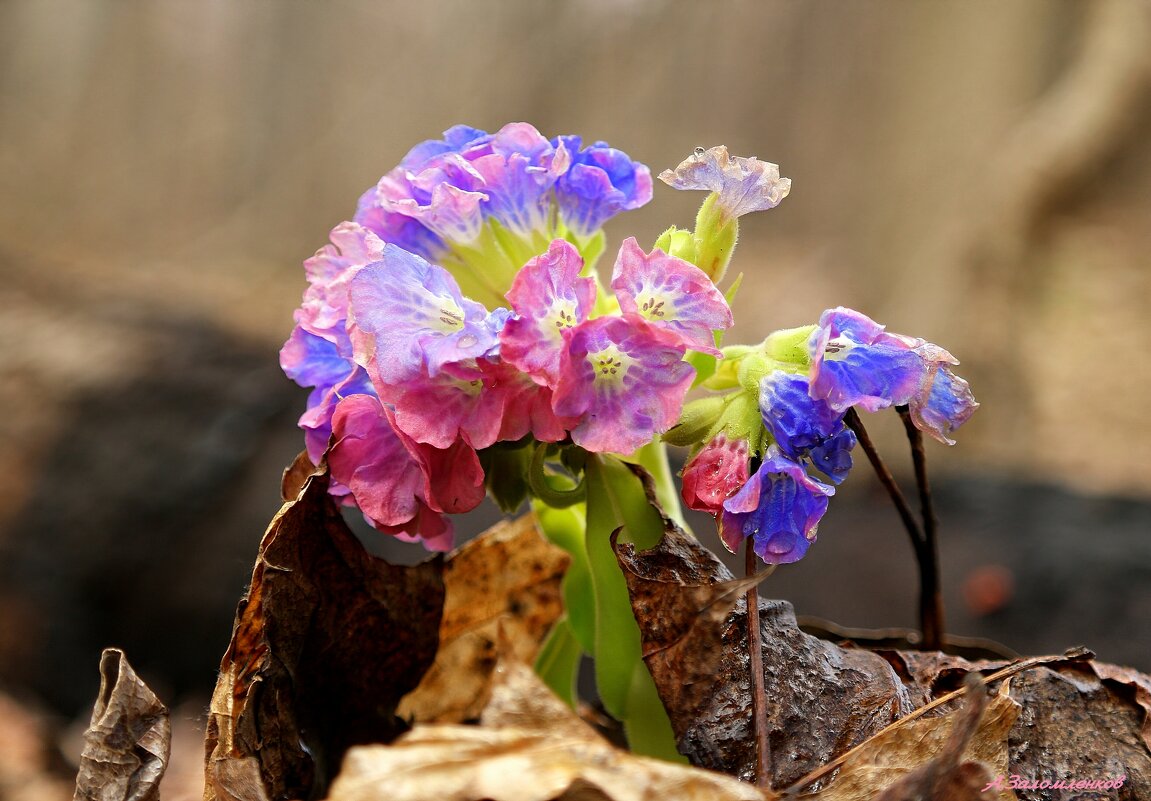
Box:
[281,127,733,549]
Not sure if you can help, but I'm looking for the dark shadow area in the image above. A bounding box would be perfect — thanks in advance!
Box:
[0,311,300,715]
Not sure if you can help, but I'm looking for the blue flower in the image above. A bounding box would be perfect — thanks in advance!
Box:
[759,371,856,484]
[719,446,835,564]
[553,135,653,237]
[909,345,979,445]
[808,307,927,413]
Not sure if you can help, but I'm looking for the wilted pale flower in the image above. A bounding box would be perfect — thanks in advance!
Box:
[659,145,790,222]
[909,344,979,445]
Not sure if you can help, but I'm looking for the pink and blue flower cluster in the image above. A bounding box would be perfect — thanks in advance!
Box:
[683,307,977,564]
[281,124,729,550]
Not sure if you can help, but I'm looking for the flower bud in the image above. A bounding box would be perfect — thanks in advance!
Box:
[664,396,726,447]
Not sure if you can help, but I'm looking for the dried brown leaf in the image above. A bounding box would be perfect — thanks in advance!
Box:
[327,655,771,801]
[614,532,768,726]
[808,677,1017,801]
[74,648,170,801]
[280,449,316,502]
[1005,663,1150,797]
[398,514,569,723]
[204,464,445,801]
[1091,661,1151,752]
[614,525,919,788]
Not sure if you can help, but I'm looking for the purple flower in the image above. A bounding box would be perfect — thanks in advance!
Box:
[347,244,505,386]
[658,145,790,220]
[909,344,979,445]
[808,307,927,413]
[297,222,386,347]
[611,237,732,355]
[499,239,596,386]
[553,135,653,237]
[759,371,855,484]
[280,324,375,463]
[552,316,694,454]
[399,124,491,170]
[355,123,572,253]
[468,123,570,236]
[281,223,385,462]
[719,446,835,564]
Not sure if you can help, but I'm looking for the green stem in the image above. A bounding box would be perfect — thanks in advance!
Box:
[632,438,692,534]
[532,501,594,656]
[584,454,681,760]
[534,615,582,709]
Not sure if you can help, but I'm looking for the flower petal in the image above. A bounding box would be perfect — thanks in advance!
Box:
[808,307,927,413]
[553,136,653,237]
[759,371,855,484]
[681,433,750,516]
[347,245,499,385]
[719,447,834,564]
[911,363,979,445]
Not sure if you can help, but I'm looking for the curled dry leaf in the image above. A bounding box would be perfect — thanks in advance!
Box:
[397,514,569,723]
[327,655,771,801]
[74,648,170,801]
[204,462,445,801]
[1091,661,1151,752]
[807,676,1017,801]
[1005,664,1149,798]
[614,524,921,788]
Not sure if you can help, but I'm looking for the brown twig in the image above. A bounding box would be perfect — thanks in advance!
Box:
[745,543,772,789]
[843,409,923,548]
[843,408,945,650]
[896,405,944,651]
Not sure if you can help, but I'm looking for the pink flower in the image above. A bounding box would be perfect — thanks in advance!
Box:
[611,237,732,355]
[328,394,484,551]
[553,316,695,454]
[680,433,750,516]
[499,239,596,386]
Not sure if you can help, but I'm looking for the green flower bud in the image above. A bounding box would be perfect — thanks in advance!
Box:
[664,396,726,447]
[762,325,817,369]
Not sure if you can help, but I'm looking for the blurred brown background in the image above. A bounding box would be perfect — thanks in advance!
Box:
[2,1,1150,797]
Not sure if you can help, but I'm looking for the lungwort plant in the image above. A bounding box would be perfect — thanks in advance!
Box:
[279,123,978,775]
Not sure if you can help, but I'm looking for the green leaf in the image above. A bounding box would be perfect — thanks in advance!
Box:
[534,616,583,709]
